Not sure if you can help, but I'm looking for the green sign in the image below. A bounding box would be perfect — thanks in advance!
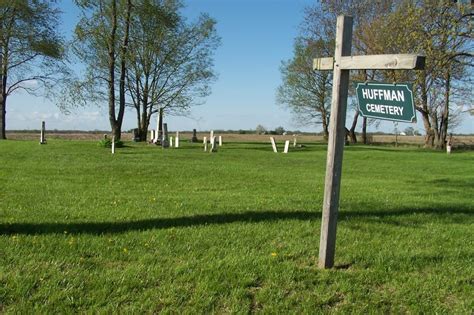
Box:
[355,82,416,123]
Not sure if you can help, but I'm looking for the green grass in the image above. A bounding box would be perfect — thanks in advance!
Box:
[1,140,473,313]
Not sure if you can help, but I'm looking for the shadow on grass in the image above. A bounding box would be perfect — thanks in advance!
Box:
[1,206,472,235]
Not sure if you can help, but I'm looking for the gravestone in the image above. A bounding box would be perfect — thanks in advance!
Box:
[162,123,169,148]
[293,136,297,147]
[175,131,180,148]
[219,135,222,146]
[210,130,214,143]
[211,136,218,152]
[40,121,46,144]
[150,130,155,142]
[170,136,174,147]
[132,128,140,142]
[283,140,290,154]
[203,136,207,151]
[270,137,278,153]
[111,136,115,154]
[191,129,198,142]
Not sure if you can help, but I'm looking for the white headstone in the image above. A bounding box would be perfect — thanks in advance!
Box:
[111,136,115,154]
[219,135,222,146]
[447,145,452,154]
[150,130,155,142]
[170,136,174,147]
[270,137,278,153]
[175,131,179,148]
[293,136,297,147]
[284,140,290,153]
[203,136,207,151]
[210,130,214,142]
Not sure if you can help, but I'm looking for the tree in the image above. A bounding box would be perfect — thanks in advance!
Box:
[356,0,473,148]
[0,0,64,139]
[286,1,396,143]
[127,1,219,141]
[72,0,132,140]
[274,126,285,135]
[404,126,415,136]
[255,124,266,135]
[277,38,332,139]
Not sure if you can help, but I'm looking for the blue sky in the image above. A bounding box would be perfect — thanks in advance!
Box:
[6,0,474,134]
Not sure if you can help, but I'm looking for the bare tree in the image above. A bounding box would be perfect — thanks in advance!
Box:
[72,0,132,140]
[127,1,219,141]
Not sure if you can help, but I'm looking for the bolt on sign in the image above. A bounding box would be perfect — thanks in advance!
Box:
[355,82,416,123]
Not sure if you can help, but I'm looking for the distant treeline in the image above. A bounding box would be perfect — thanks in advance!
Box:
[7,129,474,136]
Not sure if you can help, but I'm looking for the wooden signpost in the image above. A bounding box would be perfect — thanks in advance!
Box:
[314,15,425,269]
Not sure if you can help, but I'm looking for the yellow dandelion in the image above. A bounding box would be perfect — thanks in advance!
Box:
[123,247,128,253]
[271,252,277,257]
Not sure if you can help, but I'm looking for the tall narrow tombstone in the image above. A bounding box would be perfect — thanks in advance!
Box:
[111,136,115,154]
[191,129,198,142]
[170,136,174,147]
[150,130,155,142]
[270,137,278,153]
[219,135,222,146]
[210,130,214,145]
[293,136,297,147]
[211,136,218,152]
[162,123,169,148]
[203,136,207,151]
[175,131,180,148]
[283,140,290,153]
[40,121,46,144]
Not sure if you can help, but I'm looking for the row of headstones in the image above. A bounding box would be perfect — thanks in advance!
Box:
[203,130,223,153]
[270,137,297,154]
[148,127,223,153]
[38,120,456,154]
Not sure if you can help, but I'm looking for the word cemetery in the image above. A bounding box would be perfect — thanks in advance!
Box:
[355,82,416,123]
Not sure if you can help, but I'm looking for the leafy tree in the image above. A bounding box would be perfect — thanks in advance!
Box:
[71,0,133,140]
[274,126,285,135]
[356,0,473,148]
[277,38,332,139]
[404,126,415,136]
[0,0,64,139]
[127,0,219,141]
[255,124,266,134]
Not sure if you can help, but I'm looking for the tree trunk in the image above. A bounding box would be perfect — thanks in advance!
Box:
[322,118,329,141]
[138,76,150,142]
[158,107,163,143]
[0,37,8,139]
[438,71,450,149]
[349,111,359,144]
[361,117,367,144]
[107,0,118,140]
[116,0,132,141]
[0,94,6,140]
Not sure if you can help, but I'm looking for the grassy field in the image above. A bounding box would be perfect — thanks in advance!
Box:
[1,139,473,313]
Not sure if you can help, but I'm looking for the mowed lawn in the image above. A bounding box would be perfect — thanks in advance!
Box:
[0,140,473,313]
